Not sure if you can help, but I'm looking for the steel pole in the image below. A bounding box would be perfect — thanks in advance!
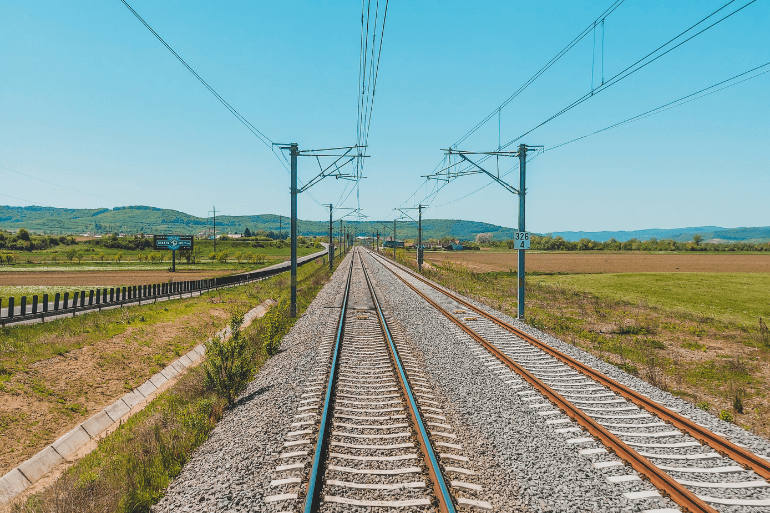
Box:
[393,219,396,260]
[517,144,526,320]
[329,206,334,270]
[418,206,423,271]
[290,143,298,318]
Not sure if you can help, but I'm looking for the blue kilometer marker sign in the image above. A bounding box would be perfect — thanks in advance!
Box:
[513,231,530,250]
[153,235,194,251]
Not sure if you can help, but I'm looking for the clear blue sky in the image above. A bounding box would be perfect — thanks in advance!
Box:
[2,0,768,232]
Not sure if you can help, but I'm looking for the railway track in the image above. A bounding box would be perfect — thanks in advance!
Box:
[265,249,491,511]
[367,249,770,513]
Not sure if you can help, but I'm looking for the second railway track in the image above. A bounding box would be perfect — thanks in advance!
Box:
[367,249,770,513]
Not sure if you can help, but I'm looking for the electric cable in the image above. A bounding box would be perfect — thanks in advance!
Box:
[118,0,289,172]
[452,0,626,148]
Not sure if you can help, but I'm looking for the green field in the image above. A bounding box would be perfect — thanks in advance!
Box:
[530,272,770,326]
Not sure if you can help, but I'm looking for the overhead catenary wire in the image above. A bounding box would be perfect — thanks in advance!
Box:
[452,0,627,149]
[423,62,770,210]
[0,165,120,205]
[118,0,290,172]
[501,0,757,149]
[408,0,758,213]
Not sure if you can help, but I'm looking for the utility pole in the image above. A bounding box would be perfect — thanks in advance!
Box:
[517,144,527,320]
[209,206,217,254]
[279,216,282,240]
[418,205,424,272]
[393,219,396,260]
[376,230,380,252]
[339,219,343,256]
[325,205,334,270]
[436,144,541,320]
[290,143,298,318]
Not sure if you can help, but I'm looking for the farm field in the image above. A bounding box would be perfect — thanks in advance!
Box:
[403,251,770,437]
[0,256,334,481]
[424,250,770,273]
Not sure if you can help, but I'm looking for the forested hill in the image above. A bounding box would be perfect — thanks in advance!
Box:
[1,205,768,242]
[0,205,516,240]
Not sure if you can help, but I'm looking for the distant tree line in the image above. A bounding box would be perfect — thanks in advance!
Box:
[0,228,77,251]
[484,234,770,252]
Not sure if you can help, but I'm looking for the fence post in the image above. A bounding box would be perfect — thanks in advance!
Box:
[63,292,69,309]
[80,290,85,308]
[88,290,94,306]
[43,294,49,313]
[20,296,27,316]
[8,298,14,319]
[32,295,38,315]
[54,293,60,311]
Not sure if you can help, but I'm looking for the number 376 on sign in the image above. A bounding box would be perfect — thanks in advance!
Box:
[514,231,530,250]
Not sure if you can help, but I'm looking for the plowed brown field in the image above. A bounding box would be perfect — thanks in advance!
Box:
[424,251,770,273]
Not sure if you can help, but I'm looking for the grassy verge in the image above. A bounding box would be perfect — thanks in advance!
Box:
[12,252,343,513]
[398,254,770,437]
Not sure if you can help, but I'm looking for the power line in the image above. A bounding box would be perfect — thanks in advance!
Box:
[428,62,770,210]
[452,0,627,149]
[547,61,770,152]
[419,0,757,208]
[118,0,289,171]
[0,165,119,204]
[502,0,757,149]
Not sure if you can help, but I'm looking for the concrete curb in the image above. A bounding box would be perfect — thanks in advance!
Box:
[0,298,277,506]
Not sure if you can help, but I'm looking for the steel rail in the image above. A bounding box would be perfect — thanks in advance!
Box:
[368,250,716,513]
[303,253,355,512]
[371,251,770,483]
[360,250,456,513]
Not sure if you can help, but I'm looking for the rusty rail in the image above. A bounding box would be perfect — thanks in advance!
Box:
[371,251,770,484]
[369,250,722,513]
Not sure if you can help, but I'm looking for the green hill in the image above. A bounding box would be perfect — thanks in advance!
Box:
[1,205,768,243]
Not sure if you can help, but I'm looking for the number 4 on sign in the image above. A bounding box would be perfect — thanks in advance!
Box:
[514,231,530,250]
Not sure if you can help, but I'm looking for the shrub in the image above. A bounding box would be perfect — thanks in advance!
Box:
[733,395,744,414]
[262,301,290,356]
[203,314,256,406]
[217,251,229,263]
[759,317,769,347]
[719,409,734,422]
[695,400,710,411]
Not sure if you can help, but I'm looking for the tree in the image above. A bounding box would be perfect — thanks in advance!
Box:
[17,228,31,241]
[243,227,252,237]
[97,253,106,262]
[65,248,77,262]
[74,252,83,264]
[692,234,703,246]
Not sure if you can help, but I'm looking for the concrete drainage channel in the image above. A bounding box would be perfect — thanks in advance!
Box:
[0,298,277,507]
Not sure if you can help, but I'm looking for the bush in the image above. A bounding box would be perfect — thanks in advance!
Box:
[719,409,734,422]
[262,301,290,356]
[203,314,256,406]
[217,251,229,263]
[695,400,711,411]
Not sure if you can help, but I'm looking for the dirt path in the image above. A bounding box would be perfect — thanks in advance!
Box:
[425,251,770,273]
